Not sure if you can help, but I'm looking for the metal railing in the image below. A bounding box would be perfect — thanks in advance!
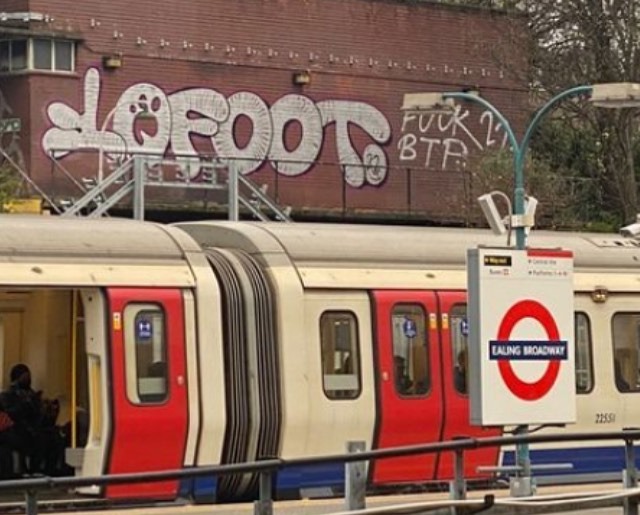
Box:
[43,149,602,226]
[50,151,292,221]
[4,429,640,515]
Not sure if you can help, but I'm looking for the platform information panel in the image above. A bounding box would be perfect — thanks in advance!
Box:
[467,247,575,426]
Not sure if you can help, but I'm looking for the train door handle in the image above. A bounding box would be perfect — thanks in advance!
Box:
[177,375,185,386]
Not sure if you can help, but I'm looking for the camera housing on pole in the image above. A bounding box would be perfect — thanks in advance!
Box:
[478,193,507,236]
[620,214,640,238]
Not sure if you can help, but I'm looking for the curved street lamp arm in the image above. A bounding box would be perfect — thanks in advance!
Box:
[443,92,520,154]
[444,91,524,245]
[517,85,594,171]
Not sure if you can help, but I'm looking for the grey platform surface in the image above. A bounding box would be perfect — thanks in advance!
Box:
[31,482,637,515]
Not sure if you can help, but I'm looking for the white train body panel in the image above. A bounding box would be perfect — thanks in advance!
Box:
[302,291,376,457]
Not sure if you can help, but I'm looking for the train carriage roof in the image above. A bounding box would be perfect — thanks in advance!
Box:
[176,221,640,291]
[175,221,640,269]
[0,215,197,287]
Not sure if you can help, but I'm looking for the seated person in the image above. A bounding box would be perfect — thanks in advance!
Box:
[0,364,65,476]
[394,356,412,394]
[615,357,631,392]
[454,348,468,394]
[148,360,167,378]
[0,409,16,478]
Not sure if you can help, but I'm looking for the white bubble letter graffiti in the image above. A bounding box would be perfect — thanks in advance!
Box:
[269,95,322,176]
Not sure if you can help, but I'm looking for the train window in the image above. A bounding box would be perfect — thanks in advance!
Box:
[575,312,594,393]
[391,304,429,396]
[450,305,469,395]
[320,311,361,400]
[612,313,640,393]
[123,303,168,404]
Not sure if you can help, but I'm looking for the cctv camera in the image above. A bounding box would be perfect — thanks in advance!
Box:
[620,223,640,238]
[478,193,507,235]
[524,196,538,220]
[523,196,538,235]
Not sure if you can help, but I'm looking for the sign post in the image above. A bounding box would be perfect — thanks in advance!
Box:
[467,247,574,494]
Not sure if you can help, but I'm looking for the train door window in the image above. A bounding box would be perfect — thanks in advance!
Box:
[123,303,168,403]
[612,312,640,393]
[450,305,469,395]
[575,312,594,393]
[391,304,429,396]
[320,311,361,400]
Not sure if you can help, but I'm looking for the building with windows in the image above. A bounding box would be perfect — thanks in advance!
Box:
[0,37,75,72]
[0,1,527,222]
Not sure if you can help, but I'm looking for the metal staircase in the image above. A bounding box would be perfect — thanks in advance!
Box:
[48,153,293,222]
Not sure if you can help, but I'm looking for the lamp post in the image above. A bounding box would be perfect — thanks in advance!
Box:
[402,82,640,249]
[403,82,640,495]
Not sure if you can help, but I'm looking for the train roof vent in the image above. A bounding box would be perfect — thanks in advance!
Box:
[588,237,640,248]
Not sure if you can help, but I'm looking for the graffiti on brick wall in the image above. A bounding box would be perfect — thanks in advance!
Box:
[42,68,391,188]
[397,105,509,169]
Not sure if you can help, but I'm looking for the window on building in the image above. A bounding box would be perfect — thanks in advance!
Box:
[54,40,73,71]
[0,38,75,73]
[124,303,168,404]
[320,311,361,400]
[33,39,53,70]
[612,312,640,393]
[575,312,594,393]
[11,40,27,71]
[0,41,8,72]
[391,304,429,396]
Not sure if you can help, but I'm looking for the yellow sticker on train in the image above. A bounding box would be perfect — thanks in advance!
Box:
[113,312,122,331]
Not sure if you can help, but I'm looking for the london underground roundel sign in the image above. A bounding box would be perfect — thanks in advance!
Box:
[493,299,566,401]
[467,247,575,426]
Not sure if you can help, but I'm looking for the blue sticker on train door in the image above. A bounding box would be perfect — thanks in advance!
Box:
[137,319,153,341]
[403,318,417,338]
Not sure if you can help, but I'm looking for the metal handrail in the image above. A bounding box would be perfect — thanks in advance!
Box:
[237,173,293,222]
[60,157,133,217]
[6,429,640,515]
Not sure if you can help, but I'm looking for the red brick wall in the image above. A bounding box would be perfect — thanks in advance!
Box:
[1,1,30,11]
[2,0,527,222]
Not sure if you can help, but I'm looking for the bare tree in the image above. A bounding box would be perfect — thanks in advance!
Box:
[440,0,640,225]
[485,1,640,225]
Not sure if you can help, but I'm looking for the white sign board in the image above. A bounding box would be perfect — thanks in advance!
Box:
[467,247,575,426]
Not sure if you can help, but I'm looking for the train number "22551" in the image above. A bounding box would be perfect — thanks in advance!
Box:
[595,412,616,424]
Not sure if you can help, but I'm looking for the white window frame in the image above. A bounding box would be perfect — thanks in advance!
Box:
[0,37,75,74]
[123,302,168,405]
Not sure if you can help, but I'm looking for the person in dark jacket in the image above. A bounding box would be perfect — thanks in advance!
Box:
[2,364,43,430]
[454,348,468,394]
[0,364,63,475]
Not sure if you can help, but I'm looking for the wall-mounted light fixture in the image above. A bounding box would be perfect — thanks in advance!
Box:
[102,54,123,70]
[292,70,311,86]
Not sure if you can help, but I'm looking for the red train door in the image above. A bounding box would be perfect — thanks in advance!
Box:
[105,288,189,499]
[371,291,443,484]
[436,291,501,479]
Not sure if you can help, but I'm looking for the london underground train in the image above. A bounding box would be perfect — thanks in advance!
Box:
[0,215,637,502]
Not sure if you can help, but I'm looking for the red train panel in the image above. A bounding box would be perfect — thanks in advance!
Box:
[371,290,443,484]
[105,288,188,499]
[436,291,501,480]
